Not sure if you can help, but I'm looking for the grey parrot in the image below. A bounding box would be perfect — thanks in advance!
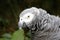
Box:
[18,7,60,40]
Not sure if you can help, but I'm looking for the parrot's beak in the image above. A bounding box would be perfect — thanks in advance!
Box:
[18,21,28,30]
[18,21,23,29]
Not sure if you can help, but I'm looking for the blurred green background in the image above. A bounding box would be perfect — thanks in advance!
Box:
[0,0,60,40]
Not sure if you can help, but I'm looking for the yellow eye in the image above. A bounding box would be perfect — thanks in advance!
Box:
[28,16,30,18]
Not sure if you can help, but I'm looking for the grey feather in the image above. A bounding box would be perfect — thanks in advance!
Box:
[18,7,60,40]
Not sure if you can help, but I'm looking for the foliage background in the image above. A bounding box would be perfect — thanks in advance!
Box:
[0,0,60,40]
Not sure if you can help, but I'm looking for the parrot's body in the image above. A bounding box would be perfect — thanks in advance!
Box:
[18,7,60,40]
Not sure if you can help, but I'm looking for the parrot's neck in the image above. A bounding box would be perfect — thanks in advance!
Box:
[31,12,60,40]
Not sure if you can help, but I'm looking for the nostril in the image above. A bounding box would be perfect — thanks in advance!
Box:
[20,18,22,20]
[59,26,60,28]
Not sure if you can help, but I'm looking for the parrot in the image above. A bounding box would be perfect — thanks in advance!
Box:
[18,7,60,40]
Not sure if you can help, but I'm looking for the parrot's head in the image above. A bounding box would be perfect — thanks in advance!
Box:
[18,7,40,30]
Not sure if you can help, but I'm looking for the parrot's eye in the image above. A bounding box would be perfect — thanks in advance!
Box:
[28,16,30,18]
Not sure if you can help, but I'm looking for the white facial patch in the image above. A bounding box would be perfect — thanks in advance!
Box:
[20,13,34,24]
